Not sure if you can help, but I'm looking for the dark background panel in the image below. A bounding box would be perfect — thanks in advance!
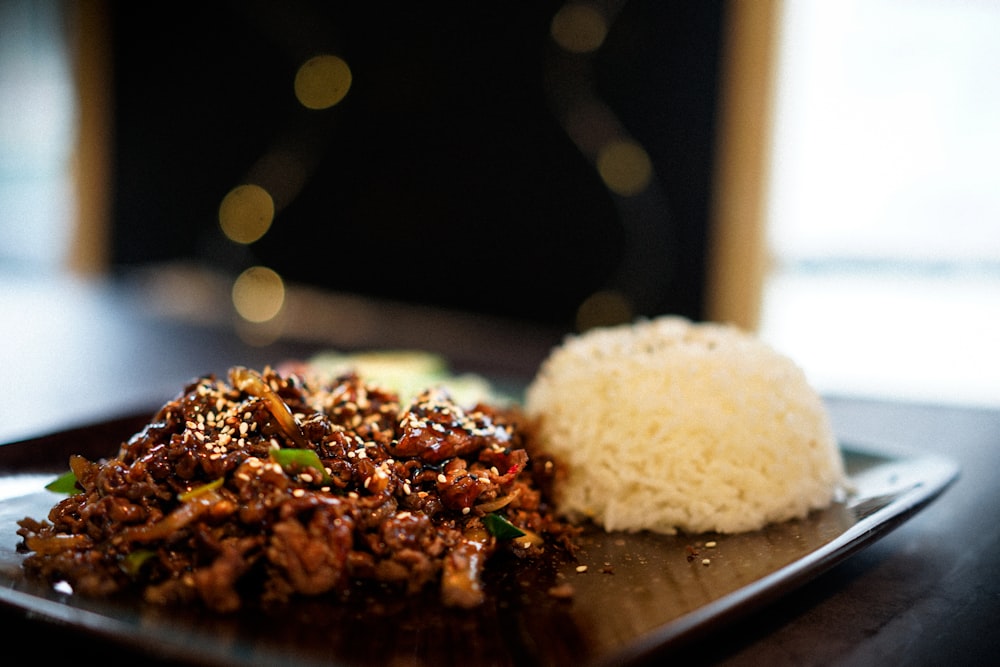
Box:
[108,1,725,329]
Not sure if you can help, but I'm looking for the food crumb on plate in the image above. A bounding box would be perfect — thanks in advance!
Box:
[547,583,575,599]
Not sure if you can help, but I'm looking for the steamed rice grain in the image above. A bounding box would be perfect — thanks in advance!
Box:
[524,316,846,534]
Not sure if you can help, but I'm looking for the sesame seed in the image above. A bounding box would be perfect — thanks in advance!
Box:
[705,541,717,548]
[576,565,588,573]
[437,474,448,484]
[702,558,711,566]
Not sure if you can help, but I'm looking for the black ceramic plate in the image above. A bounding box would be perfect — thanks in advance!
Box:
[0,414,958,667]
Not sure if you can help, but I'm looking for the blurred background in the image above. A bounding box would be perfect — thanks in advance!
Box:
[1,0,998,408]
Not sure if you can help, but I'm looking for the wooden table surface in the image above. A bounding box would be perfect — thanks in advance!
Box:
[2,269,998,666]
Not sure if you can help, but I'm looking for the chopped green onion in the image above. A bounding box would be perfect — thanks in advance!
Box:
[45,470,79,494]
[270,448,328,480]
[483,513,525,540]
[177,477,224,502]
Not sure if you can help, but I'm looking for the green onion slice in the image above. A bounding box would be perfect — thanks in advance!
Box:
[270,448,328,480]
[483,513,526,540]
[177,477,224,502]
[121,549,156,577]
[45,470,79,494]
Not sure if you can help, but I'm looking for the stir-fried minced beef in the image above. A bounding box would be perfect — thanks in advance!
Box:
[17,366,576,612]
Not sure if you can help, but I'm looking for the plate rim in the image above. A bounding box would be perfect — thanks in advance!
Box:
[599,448,960,665]
[0,416,961,667]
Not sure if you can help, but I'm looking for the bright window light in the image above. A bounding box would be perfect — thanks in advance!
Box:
[759,0,1000,407]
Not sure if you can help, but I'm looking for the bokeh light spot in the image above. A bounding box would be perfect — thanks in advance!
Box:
[294,54,352,110]
[232,266,286,323]
[219,184,274,244]
[551,4,608,54]
[576,289,634,331]
[596,140,653,197]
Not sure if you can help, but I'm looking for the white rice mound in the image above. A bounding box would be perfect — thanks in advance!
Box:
[524,316,846,535]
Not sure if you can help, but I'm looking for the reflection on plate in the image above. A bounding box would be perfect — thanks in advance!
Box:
[0,415,958,667]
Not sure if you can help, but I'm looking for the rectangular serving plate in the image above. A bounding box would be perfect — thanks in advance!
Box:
[0,414,959,667]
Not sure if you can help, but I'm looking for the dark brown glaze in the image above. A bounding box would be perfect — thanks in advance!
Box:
[16,366,575,613]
